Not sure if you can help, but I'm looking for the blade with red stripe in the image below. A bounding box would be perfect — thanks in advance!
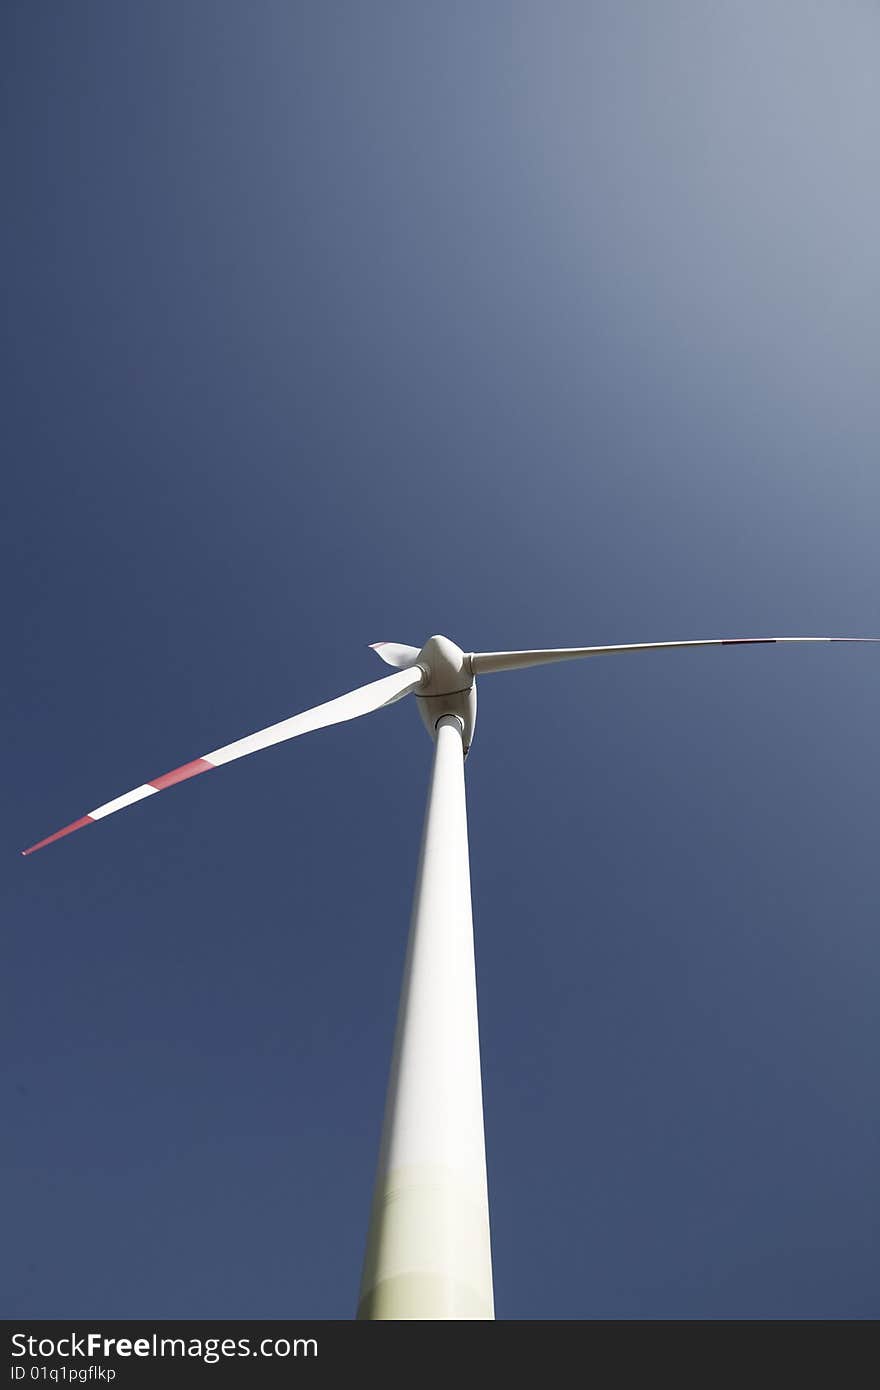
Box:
[22,666,424,855]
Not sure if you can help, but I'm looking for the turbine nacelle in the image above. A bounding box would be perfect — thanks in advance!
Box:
[369,636,477,750]
[416,635,477,754]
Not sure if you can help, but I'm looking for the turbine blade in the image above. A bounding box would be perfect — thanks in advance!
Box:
[369,642,422,669]
[470,636,880,676]
[22,666,424,856]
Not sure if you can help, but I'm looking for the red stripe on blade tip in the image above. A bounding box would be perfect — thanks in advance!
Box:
[22,815,95,856]
[149,758,214,791]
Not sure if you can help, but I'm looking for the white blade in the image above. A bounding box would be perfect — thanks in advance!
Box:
[470,636,880,675]
[22,666,424,855]
[369,642,422,669]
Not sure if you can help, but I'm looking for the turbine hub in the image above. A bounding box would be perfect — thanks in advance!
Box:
[416,635,469,693]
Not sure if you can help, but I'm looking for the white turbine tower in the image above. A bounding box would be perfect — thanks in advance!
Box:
[23,632,880,1319]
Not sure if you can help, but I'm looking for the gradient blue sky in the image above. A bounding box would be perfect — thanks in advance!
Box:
[4,2,879,1318]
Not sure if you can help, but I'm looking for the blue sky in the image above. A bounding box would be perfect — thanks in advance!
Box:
[3,1,879,1317]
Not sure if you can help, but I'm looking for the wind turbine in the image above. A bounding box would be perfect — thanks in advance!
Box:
[22,632,879,1319]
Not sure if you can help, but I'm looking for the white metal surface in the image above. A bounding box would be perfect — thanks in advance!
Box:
[358,715,494,1320]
